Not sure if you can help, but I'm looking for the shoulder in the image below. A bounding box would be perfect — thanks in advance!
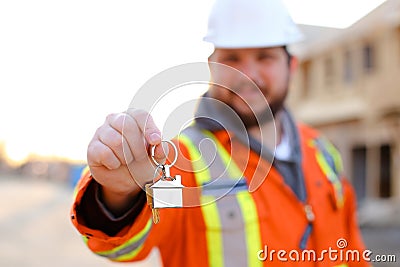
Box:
[297,122,344,175]
[297,123,337,150]
[297,122,321,140]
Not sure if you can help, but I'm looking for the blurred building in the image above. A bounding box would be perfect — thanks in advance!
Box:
[288,0,400,204]
[18,159,71,182]
[0,142,13,173]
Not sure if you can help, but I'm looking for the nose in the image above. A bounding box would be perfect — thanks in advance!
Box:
[238,60,262,86]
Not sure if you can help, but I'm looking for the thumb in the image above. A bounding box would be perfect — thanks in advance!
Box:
[150,141,169,166]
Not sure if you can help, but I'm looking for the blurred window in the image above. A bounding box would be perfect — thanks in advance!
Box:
[324,57,335,86]
[343,50,354,83]
[352,146,367,202]
[362,43,375,73]
[379,144,392,198]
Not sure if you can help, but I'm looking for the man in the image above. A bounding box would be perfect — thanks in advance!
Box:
[71,0,370,266]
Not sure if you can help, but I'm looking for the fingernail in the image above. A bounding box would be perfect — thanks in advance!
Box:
[149,132,161,144]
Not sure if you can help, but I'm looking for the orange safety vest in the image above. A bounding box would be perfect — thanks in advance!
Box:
[71,123,370,267]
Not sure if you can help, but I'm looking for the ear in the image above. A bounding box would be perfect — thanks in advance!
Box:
[289,55,298,75]
[208,50,215,64]
[207,50,217,84]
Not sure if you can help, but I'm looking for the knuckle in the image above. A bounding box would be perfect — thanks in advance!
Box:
[104,130,123,150]
[96,145,117,164]
[120,114,137,133]
[106,113,117,122]
[128,109,158,130]
[87,141,113,163]
[116,113,126,125]
[110,113,127,130]
[94,124,105,136]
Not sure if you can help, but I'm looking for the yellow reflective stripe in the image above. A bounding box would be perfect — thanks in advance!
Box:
[203,131,242,178]
[179,133,224,267]
[309,138,343,175]
[315,151,339,184]
[333,264,348,267]
[179,133,211,185]
[309,139,344,208]
[96,218,152,259]
[315,151,344,208]
[325,142,343,173]
[236,191,262,267]
[201,195,224,267]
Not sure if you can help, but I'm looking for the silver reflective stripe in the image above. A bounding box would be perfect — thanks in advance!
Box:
[217,195,248,267]
[182,126,260,267]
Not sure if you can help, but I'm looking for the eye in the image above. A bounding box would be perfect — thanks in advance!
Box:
[258,53,273,61]
[222,54,239,63]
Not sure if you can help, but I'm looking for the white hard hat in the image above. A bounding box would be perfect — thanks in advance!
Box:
[203,0,303,48]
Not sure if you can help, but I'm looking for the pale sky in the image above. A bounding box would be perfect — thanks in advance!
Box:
[0,0,387,163]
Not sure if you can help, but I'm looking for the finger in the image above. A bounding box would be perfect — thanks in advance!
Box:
[126,109,162,145]
[107,113,148,162]
[87,139,121,170]
[98,126,134,165]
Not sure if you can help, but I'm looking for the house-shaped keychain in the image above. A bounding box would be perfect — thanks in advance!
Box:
[150,174,184,208]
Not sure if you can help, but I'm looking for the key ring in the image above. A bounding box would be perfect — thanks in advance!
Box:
[150,140,178,169]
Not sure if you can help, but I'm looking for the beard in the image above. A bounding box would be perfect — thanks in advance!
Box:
[230,87,288,129]
[232,105,273,129]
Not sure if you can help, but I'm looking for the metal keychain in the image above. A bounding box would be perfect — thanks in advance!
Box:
[146,140,183,224]
[150,139,178,181]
